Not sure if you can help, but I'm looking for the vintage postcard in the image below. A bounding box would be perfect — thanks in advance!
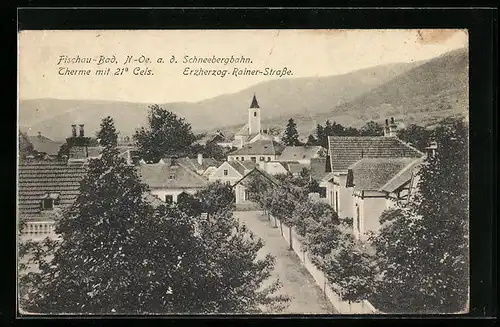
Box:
[17,29,469,315]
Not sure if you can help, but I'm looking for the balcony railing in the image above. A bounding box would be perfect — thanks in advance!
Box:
[20,220,58,240]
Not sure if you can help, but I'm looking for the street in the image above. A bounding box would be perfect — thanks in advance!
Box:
[235,210,338,314]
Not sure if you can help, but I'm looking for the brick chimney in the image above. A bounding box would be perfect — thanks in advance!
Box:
[66,124,90,161]
[384,117,398,137]
[197,153,203,165]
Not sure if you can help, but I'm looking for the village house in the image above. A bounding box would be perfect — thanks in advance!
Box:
[277,145,326,165]
[227,139,285,163]
[196,130,234,149]
[321,118,425,239]
[175,154,221,177]
[347,157,423,240]
[137,157,209,204]
[209,160,257,185]
[232,167,281,205]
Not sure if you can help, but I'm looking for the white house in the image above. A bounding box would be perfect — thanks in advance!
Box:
[209,160,257,185]
[347,157,423,240]
[278,145,326,165]
[137,158,209,203]
[227,139,285,163]
[322,128,425,239]
[233,168,281,204]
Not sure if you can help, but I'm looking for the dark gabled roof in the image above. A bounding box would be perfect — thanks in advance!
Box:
[327,136,424,172]
[280,162,306,175]
[348,157,417,191]
[234,167,281,188]
[230,139,285,156]
[250,94,260,108]
[227,160,257,176]
[310,158,329,181]
[18,161,87,220]
[379,157,425,193]
[278,146,324,161]
[28,135,63,156]
[137,162,209,189]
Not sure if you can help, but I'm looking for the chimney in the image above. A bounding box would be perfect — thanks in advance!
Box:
[388,117,398,137]
[385,119,389,127]
[67,124,90,161]
[197,153,203,165]
[37,131,41,137]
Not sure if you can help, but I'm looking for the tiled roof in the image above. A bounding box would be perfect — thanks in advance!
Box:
[328,136,423,172]
[235,124,249,136]
[28,135,63,156]
[18,161,87,220]
[228,160,257,175]
[176,157,222,174]
[348,157,417,191]
[230,139,285,156]
[281,162,306,175]
[278,146,324,162]
[234,167,281,188]
[137,161,209,189]
[310,158,329,181]
[380,157,425,193]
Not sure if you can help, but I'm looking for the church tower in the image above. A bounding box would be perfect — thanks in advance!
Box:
[248,93,261,135]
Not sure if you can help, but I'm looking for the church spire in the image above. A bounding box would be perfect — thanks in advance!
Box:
[250,93,260,108]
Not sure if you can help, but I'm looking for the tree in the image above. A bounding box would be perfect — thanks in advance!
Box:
[397,124,432,152]
[282,118,301,146]
[20,117,289,314]
[96,116,118,147]
[19,131,35,160]
[302,203,340,261]
[195,181,235,217]
[322,219,376,303]
[371,117,469,313]
[306,134,318,146]
[134,105,197,162]
[360,121,384,136]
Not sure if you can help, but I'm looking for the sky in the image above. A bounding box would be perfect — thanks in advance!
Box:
[18,29,468,103]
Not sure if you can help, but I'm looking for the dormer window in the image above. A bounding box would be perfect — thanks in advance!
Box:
[40,193,60,211]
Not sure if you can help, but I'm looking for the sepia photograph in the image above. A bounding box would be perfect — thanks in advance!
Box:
[17,28,470,315]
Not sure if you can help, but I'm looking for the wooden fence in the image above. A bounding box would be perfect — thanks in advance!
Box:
[272,214,379,314]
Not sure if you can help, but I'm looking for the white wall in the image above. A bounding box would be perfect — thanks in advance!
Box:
[228,154,276,162]
[150,188,202,203]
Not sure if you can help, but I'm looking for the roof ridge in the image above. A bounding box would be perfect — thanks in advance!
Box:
[395,138,426,156]
[378,157,424,191]
[182,164,209,182]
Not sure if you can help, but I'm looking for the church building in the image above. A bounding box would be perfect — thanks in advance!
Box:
[232,94,275,149]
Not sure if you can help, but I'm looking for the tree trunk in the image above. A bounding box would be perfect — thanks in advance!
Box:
[280,220,283,235]
[274,215,277,228]
[289,226,293,250]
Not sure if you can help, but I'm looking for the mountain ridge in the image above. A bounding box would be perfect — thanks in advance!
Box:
[19,49,467,141]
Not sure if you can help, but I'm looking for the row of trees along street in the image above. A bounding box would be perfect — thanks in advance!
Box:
[249,117,468,313]
[19,115,290,314]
